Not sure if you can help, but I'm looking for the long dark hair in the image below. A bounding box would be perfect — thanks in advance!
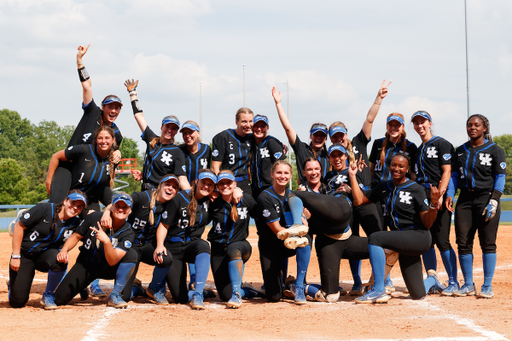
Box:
[92,125,118,189]
[52,189,87,231]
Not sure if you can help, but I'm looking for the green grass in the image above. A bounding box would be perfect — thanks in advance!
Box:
[0,210,18,218]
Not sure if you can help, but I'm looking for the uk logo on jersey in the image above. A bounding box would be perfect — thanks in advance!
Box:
[200,158,208,169]
[399,191,412,204]
[274,152,282,159]
[501,162,507,169]
[480,153,492,166]
[335,175,347,184]
[82,133,92,142]
[260,147,270,158]
[237,207,248,219]
[443,154,452,161]
[111,238,119,248]
[426,147,438,158]
[212,150,219,157]
[161,151,173,166]
[263,209,271,217]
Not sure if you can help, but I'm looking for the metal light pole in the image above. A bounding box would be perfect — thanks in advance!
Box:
[464,0,470,118]
[287,79,292,190]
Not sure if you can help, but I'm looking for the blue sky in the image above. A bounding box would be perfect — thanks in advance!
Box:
[1,0,511,152]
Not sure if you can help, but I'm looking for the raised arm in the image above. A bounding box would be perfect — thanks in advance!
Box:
[124,79,148,133]
[77,44,92,106]
[362,80,391,140]
[272,87,297,145]
[349,156,371,206]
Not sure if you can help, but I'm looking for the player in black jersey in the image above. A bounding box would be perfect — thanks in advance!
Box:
[208,171,262,308]
[179,120,211,183]
[54,193,136,309]
[46,126,117,211]
[411,110,457,295]
[327,81,389,295]
[298,157,327,194]
[272,87,329,185]
[250,115,287,198]
[291,146,369,302]
[350,154,444,304]
[211,108,254,194]
[368,112,417,292]
[257,160,312,304]
[446,114,506,299]
[154,170,217,309]
[124,79,190,191]
[9,192,86,309]
[49,44,123,204]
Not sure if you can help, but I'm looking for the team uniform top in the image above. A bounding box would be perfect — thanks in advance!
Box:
[448,140,506,194]
[291,135,329,185]
[180,143,211,183]
[76,212,134,265]
[369,137,418,189]
[161,190,212,242]
[351,129,372,189]
[19,202,82,255]
[208,193,258,245]
[414,136,454,187]
[250,135,286,192]
[211,129,252,180]
[256,186,294,239]
[68,99,122,148]
[141,126,187,188]
[128,190,168,245]
[65,144,112,205]
[323,168,364,197]
[366,179,429,231]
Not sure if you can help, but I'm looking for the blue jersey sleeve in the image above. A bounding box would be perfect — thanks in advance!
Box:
[446,172,459,199]
[494,173,505,193]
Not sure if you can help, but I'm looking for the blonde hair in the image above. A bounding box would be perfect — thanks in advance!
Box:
[180,120,202,143]
[380,113,407,166]
[235,107,254,121]
[218,170,238,222]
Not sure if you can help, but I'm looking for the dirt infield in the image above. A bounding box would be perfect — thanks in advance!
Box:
[1,227,512,341]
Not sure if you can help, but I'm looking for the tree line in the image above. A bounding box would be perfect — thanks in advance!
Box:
[0,108,510,204]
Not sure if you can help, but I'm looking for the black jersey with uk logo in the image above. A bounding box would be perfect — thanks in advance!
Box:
[251,135,286,193]
[212,129,252,179]
[68,99,123,148]
[452,140,506,191]
[208,193,258,245]
[414,136,454,186]
[128,190,168,245]
[77,212,134,265]
[369,137,418,189]
[367,179,429,230]
[291,135,329,185]
[19,202,81,255]
[323,168,365,197]
[65,144,111,205]
[351,129,372,187]
[161,190,212,241]
[180,142,211,183]
[141,126,187,188]
[256,186,294,239]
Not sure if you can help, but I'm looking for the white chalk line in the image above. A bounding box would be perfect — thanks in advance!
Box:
[2,264,512,341]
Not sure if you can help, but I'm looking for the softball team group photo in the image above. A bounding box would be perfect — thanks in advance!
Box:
[8,44,507,312]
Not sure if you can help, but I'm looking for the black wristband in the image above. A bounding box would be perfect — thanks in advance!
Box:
[491,189,502,201]
[78,66,90,82]
[131,99,143,115]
